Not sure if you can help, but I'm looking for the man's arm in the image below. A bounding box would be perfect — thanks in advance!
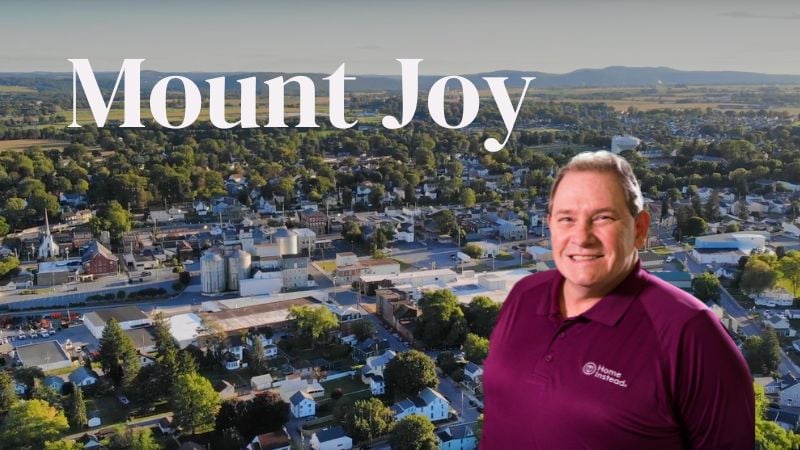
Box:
[674,310,755,449]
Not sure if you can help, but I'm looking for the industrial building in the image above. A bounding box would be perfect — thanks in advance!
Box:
[83,306,151,339]
[14,340,73,371]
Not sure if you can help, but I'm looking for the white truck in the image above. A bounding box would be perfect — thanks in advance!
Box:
[456,252,472,263]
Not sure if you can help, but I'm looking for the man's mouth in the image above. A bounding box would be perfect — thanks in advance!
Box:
[569,255,602,261]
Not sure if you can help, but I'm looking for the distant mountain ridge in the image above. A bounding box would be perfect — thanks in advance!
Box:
[2,66,800,93]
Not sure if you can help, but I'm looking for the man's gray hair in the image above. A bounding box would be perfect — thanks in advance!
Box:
[548,151,644,217]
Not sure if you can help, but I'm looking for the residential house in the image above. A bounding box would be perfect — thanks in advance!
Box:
[69,367,99,387]
[464,362,483,384]
[766,408,800,431]
[352,338,390,363]
[43,375,65,393]
[392,387,450,422]
[765,313,796,337]
[251,374,274,391]
[437,422,478,450]
[87,410,102,428]
[246,428,292,450]
[310,426,353,450]
[361,350,396,395]
[754,289,795,307]
[214,379,237,400]
[288,390,315,418]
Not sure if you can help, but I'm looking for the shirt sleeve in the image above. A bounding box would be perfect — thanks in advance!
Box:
[673,310,755,449]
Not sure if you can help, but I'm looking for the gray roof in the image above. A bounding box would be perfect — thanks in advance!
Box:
[69,367,98,384]
[15,340,70,367]
[465,362,481,374]
[91,306,148,324]
[289,390,312,406]
[418,387,446,405]
[124,327,156,350]
[314,426,348,443]
[81,241,118,263]
[437,423,475,442]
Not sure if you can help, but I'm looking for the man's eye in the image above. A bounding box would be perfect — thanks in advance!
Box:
[558,217,573,223]
[594,215,613,222]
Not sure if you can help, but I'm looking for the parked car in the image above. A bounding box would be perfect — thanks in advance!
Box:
[184,260,194,265]
[141,271,152,277]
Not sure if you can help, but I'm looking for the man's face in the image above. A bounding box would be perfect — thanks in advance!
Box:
[548,170,650,300]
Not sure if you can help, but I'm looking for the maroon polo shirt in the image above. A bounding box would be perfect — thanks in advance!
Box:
[480,264,754,450]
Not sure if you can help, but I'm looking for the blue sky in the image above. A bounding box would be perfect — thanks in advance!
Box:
[1,0,799,75]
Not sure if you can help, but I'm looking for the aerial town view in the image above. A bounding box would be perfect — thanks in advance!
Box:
[1,2,800,450]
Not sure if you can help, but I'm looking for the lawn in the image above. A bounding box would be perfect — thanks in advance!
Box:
[86,395,129,425]
[316,260,337,274]
[0,85,36,93]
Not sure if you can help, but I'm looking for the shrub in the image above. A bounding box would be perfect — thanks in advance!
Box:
[117,290,126,300]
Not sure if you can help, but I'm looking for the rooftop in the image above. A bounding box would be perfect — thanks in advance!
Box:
[15,340,71,367]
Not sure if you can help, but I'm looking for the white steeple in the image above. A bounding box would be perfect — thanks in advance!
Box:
[38,209,60,259]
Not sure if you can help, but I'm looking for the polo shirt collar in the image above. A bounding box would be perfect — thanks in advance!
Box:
[540,261,649,327]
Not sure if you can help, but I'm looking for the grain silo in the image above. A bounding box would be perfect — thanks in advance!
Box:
[200,250,227,294]
[272,227,298,256]
[226,249,252,291]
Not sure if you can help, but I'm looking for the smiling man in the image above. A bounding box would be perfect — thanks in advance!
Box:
[480,151,754,449]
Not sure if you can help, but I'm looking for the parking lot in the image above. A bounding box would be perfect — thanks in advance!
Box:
[1,322,98,360]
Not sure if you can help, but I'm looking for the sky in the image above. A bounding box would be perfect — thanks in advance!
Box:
[1,0,799,75]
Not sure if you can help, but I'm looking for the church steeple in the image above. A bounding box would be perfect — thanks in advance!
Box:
[38,208,59,260]
[44,208,51,236]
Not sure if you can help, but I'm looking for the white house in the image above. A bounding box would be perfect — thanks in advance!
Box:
[464,362,483,384]
[392,387,450,422]
[83,306,151,340]
[310,426,353,450]
[288,390,315,418]
[467,241,500,259]
[251,374,274,391]
[361,350,396,395]
[780,381,800,407]
[754,289,795,307]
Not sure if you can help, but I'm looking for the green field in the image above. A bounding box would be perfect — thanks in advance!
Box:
[0,85,37,94]
[0,139,71,152]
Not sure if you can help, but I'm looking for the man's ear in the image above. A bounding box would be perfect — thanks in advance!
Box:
[634,210,651,249]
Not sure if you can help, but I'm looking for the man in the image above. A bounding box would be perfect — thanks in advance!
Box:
[480,151,754,449]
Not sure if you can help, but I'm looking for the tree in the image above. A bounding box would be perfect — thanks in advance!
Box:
[459,188,476,208]
[288,305,339,348]
[415,289,468,348]
[342,397,395,443]
[352,320,376,341]
[171,372,222,436]
[384,350,439,400]
[464,296,501,338]
[0,255,20,277]
[463,333,490,364]
[152,312,178,357]
[249,333,267,373]
[761,327,782,374]
[462,243,483,259]
[108,426,160,450]
[0,370,18,414]
[778,251,800,296]
[390,415,438,450]
[68,386,87,430]
[740,259,778,295]
[98,318,141,388]
[215,391,288,441]
[743,336,765,374]
[755,384,800,449]
[685,216,707,237]
[691,273,721,303]
[43,441,82,450]
[341,220,362,246]
[0,399,69,450]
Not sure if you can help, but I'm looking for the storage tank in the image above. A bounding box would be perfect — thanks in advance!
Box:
[227,249,252,291]
[272,227,298,256]
[201,250,227,294]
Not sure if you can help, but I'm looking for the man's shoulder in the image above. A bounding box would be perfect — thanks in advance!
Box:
[636,269,711,322]
[511,269,561,296]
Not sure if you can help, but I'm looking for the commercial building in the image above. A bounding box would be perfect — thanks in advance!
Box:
[84,306,151,339]
[15,340,72,371]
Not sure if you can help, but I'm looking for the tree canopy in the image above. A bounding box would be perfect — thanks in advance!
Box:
[171,372,222,436]
[384,350,439,400]
[0,399,69,450]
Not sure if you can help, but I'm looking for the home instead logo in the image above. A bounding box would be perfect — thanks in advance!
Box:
[582,362,628,388]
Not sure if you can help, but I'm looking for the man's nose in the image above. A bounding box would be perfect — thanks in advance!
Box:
[571,220,596,246]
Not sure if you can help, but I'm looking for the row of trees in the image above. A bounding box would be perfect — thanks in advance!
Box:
[415,290,500,350]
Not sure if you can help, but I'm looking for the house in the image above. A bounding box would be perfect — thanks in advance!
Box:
[14,340,73,371]
[352,338,390,363]
[246,334,279,359]
[69,367,99,387]
[87,410,102,428]
[43,375,65,393]
[392,387,450,422]
[288,390,315,418]
[81,241,119,276]
[464,362,483,384]
[467,241,499,258]
[310,426,353,450]
[221,335,245,370]
[766,408,800,431]
[77,433,103,449]
[361,350,396,395]
[214,380,237,400]
[251,374,274,391]
[649,271,692,290]
[437,422,478,450]
[765,314,797,337]
[247,428,292,450]
[754,289,795,307]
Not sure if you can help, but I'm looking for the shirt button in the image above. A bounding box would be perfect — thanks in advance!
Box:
[544,354,553,362]
[558,332,566,339]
